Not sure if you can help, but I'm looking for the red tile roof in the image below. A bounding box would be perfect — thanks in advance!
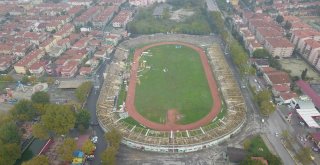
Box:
[273,84,290,93]
[260,67,275,73]
[266,71,290,85]
[280,92,298,101]
[265,38,293,48]
[296,80,320,108]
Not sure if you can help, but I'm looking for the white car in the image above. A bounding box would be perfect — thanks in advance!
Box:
[91,136,98,144]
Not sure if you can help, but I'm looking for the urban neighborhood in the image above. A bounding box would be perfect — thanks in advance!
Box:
[0,0,319,165]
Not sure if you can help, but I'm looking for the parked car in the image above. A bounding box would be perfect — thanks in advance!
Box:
[91,136,98,144]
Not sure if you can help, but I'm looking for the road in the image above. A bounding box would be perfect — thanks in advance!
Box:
[85,56,113,165]
[221,43,295,164]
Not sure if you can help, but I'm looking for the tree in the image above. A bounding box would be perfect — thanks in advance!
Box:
[76,109,91,130]
[255,90,272,106]
[22,155,49,165]
[33,103,47,115]
[301,68,308,80]
[105,128,122,150]
[243,139,251,150]
[260,101,275,116]
[81,140,95,155]
[281,130,289,140]
[75,82,92,103]
[47,77,55,85]
[10,99,37,121]
[32,123,49,140]
[276,15,284,24]
[0,121,20,144]
[31,91,50,104]
[284,21,292,31]
[0,142,21,165]
[21,76,29,84]
[58,138,77,162]
[252,49,270,59]
[295,147,312,165]
[42,105,76,135]
[100,147,117,165]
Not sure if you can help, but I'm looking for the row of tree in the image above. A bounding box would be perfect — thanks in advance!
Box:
[75,81,93,103]
[210,11,250,74]
[101,128,122,165]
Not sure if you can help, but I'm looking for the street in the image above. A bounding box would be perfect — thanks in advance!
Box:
[85,56,113,165]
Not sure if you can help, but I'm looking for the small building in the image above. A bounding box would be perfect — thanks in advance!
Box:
[79,67,93,76]
[264,38,294,58]
[263,71,290,86]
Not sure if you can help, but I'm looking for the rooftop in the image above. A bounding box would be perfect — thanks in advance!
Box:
[296,80,320,109]
[265,37,293,48]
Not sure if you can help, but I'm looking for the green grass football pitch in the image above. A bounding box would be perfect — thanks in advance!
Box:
[134,44,213,124]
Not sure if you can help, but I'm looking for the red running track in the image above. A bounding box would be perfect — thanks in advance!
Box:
[125,41,222,131]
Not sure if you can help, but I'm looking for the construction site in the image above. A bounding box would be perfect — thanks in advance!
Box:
[96,34,247,153]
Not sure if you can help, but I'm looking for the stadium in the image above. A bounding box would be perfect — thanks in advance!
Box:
[96,34,246,153]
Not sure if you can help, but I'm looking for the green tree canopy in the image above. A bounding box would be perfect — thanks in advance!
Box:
[295,147,312,165]
[58,138,77,162]
[75,82,93,103]
[0,121,20,144]
[31,91,50,104]
[0,142,21,165]
[105,128,122,150]
[0,75,15,82]
[260,101,275,116]
[81,139,95,155]
[301,68,308,80]
[32,123,49,140]
[100,146,117,165]
[42,105,76,135]
[76,109,91,129]
[10,99,37,121]
[255,90,272,106]
[253,49,270,59]
[22,155,49,165]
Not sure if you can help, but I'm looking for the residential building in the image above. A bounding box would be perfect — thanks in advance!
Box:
[264,38,294,57]
[14,49,45,74]
[60,60,79,77]
[264,71,290,86]
[112,10,132,28]
[0,56,15,72]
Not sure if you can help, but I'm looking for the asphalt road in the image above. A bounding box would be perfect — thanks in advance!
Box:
[85,56,113,165]
[221,43,295,164]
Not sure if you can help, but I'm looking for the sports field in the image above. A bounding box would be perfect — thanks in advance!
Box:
[134,45,213,124]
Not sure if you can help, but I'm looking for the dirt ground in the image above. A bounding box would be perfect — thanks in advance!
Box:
[280,58,320,82]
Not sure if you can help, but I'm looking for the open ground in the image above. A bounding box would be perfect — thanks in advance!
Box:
[280,58,320,81]
[125,41,222,131]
